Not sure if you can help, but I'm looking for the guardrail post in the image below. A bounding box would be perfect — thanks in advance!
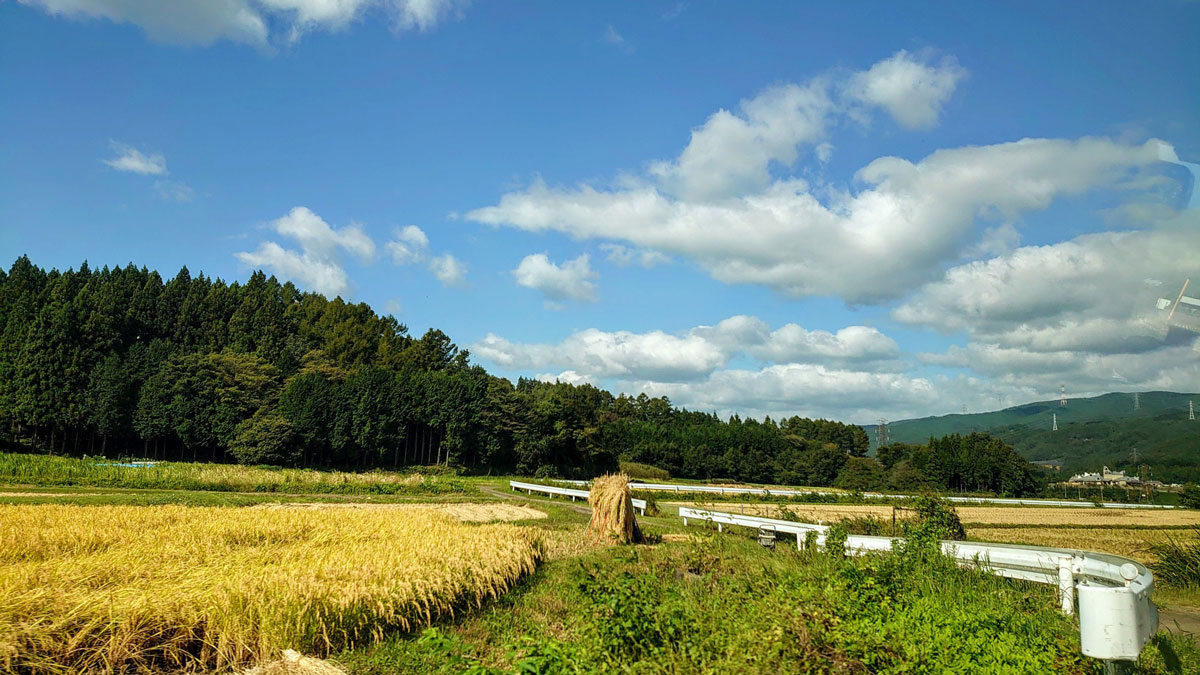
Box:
[1058,557,1075,616]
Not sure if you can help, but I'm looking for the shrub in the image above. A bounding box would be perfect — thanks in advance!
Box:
[912,496,966,541]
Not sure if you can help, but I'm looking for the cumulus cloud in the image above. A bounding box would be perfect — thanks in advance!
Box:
[636,364,939,421]
[384,225,468,287]
[18,0,465,47]
[647,80,836,201]
[512,253,598,307]
[845,50,966,129]
[599,243,670,268]
[472,137,1172,303]
[235,206,376,297]
[103,142,167,175]
[429,253,468,287]
[472,315,903,383]
[897,212,1200,396]
[536,370,596,386]
[271,206,375,262]
[895,216,1200,352]
[154,180,195,202]
[385,225,430,265]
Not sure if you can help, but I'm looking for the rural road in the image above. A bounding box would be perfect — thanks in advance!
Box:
[1160,606,1200,636]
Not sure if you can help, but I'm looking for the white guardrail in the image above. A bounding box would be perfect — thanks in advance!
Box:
[622,481,1176,509]
[509,480,647,515]
[679,506,1158,662]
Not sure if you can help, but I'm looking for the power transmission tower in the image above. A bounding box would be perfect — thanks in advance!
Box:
[1191,400,1195,421]
[1130,446,1139,465]
[1133,392,1140,411]
[1060,384,1067,407]
[1053,413,1058,431]
[877,419,889,448]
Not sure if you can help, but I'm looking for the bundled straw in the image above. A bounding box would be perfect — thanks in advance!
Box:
[586,473,643,545]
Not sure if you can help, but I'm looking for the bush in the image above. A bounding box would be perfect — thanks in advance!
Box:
[911,496,966,541]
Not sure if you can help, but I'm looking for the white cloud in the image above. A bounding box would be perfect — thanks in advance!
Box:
[472,315,903,383]
[385,225,430,265]
[235,241,351,297]
[471,137,1171,303]
[429,253,467,287]
[19,0,465,47]
[603,24,631,52]
[846,50,966,129]
[103,142,167,175]
[536,370,596,386]
[512,253,597,307]
[647,81,835,201]
[600,243,670,268]
[896,211,1200,399]
[635,364,939,423]
[474,328,726,382]
[894,217,1200,353]
[235,205,377,297]
[154,180,195,202]
[271,206,375,262]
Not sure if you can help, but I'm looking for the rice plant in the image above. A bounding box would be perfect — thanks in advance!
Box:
[0,504,542,673]
[587,473,642,545]
[1148,527,1200,587]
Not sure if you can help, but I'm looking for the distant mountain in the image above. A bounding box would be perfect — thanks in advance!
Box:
[864,391,1200,482]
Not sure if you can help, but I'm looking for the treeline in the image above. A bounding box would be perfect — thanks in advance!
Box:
[0,256,1038,494]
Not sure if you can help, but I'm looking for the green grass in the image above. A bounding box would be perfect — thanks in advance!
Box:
[0,451,472,496]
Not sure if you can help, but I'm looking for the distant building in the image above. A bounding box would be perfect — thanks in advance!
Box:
[1067,466,1143,486]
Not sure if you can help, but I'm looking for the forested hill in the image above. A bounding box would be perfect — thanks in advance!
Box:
[865,392,1200,483]
[865,391,1197,450]
[0,256,889,485]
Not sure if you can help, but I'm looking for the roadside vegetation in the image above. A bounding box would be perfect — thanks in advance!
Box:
[341,523,1198,674]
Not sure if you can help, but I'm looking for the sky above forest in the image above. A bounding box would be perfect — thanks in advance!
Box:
[2,0,1199,424]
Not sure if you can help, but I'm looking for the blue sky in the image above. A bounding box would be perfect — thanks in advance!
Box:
[2,1,1198,423]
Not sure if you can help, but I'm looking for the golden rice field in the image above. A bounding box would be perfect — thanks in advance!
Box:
[673,501,1200,564]
[676,502,1200,527]
[0,504,542,673]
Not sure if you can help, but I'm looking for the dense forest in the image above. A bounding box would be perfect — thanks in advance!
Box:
[0,257,1038,494]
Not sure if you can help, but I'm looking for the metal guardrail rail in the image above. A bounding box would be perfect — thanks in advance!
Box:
[509,480,647,515]
[630,481,1176,509]
[679,506,1158,662]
